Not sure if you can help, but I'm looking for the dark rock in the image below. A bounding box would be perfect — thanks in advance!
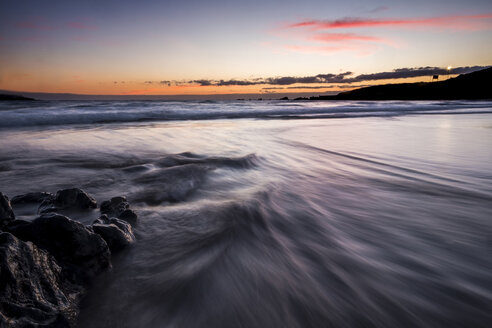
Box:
[100,196,128,215]
[92,216,135,252]
[11,192,54,205]
[6,213,111,284]
[38,188,97,214]
[38,201,58,214]
[0,192,15,229]
[118,209,138,226]
[54,188,97,209]
[0,232,82,327]
[100,196,137,226]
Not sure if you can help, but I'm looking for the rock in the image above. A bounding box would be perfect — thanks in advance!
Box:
[6,213,111,284]
[38,188,97,214]
[11,192,54,205]
[100,196,128,214]
[0,192,15,229]
[55,188,97,209]
[0,232,82,327]
[118,209,138,226]
[100,196,137,226]
[38,201,58,214]
[92,216,135,252]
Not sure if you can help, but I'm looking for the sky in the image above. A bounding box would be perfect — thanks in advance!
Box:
[0,0,491,96]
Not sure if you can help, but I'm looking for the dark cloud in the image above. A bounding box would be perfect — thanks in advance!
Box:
[189,71,354,87]
[286,86,334,89]
[216,79,259,86]
[190,79,213,86]
[365,6,389,14]
[149,66,489,88]
[347,66,488,82]
[336,84,372,89]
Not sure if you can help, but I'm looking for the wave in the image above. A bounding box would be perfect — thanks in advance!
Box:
[0,100,491,128]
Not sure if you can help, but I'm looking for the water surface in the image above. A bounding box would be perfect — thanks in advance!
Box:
[1,100,491,327]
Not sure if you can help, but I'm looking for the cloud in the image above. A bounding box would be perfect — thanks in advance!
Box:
[21,36,43,42]
[14,19,97,43]
[189,79,213,86]
[309,33,384,43]
[273,13,492,56]
[285,44,379,56]
[157,65,488,88]
[65,21,96,30]
[71,35,91,41]
[15,20,55,31]
[286,86,336,89]
[286,14,492,31]
[350,66,488,82]
[187,72,354,87]
[365,6,389,14]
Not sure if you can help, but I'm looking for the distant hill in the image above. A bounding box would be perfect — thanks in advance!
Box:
[0,94,35,101]
[312,67,492,100]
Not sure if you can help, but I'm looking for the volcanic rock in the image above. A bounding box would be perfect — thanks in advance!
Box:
[92,215,136,252]
[0,232,82,327]
[6,213,111,284]
[0,192,15,229]
[11,192,54,205]
[100,196,137,226]
[39,188,97,214]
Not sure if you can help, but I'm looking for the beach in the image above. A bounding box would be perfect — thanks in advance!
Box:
[1,100,492,327]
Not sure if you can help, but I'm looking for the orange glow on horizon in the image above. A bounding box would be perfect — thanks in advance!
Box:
[0,75,458,96]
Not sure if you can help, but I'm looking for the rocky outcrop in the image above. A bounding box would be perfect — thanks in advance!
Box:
[0,192,15,229]
[0,94,35,101]
[0,232,82,327]
[92,215,136,252]
[11,192,54,205]
[6,213,111,284]
[100,196,138,226]
[39,188,97,214]
[0,189,138,327]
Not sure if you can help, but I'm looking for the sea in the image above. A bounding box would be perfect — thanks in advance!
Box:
[1,99,492,327]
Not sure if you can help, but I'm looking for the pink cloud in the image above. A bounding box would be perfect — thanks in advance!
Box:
[270,12,492,57]
[14,18,97,31]
[65,21,97,30]
[286,13,492,31]
[309,33,398,47]
[71,35,91,41]
[286,44,379,56]
[15,21,55,31]
[309,33,382,42]
[21,36,43,42]
[286,45,352,54]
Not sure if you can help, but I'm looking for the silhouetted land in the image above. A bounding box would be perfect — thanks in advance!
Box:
[311,67,492,100]
[0,94,35,101]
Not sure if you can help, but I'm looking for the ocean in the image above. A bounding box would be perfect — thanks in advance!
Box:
[1,100,492,327]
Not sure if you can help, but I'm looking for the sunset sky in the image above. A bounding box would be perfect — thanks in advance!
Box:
[1,0,491,96]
